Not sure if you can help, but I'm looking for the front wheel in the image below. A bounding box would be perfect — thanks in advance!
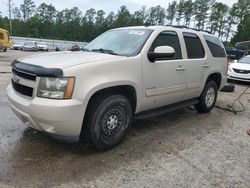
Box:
[195,81,218,113]
[81,95,133,150]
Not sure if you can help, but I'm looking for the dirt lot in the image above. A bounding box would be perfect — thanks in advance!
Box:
[0,50,250,187]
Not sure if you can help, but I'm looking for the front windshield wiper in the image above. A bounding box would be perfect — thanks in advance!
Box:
[91,48,119,55]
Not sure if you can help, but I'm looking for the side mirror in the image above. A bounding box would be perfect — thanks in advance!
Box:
[147,46,176,62]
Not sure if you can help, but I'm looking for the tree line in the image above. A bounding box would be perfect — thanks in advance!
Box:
[0,0,249,44]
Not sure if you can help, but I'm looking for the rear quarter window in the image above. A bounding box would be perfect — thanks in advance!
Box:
[203,35,226,57]
[183,32,205,59]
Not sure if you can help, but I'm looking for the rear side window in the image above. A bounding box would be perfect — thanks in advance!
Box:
[203,35,226,57]
[150,31,182,60]
[183,32,205,59]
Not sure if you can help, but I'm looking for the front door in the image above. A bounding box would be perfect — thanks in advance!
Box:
[141,31,187,111]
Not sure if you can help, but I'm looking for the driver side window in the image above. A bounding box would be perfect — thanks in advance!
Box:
[149,31,182,60]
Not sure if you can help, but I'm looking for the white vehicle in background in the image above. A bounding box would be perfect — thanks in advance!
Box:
[37,42,49,51]
[12,42,24,50]
[228,55,250,82]
[22,41,38,51]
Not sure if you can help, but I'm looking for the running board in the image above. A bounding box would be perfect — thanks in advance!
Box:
[135,98,199,120]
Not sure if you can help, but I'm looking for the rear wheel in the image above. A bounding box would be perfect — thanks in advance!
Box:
[3,47,7,52]
[195,81,218,113]
[81,94,132,150]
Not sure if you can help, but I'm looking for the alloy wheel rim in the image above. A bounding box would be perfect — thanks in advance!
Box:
[205,87,215,107]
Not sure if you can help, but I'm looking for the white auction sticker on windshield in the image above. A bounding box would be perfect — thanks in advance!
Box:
[129,31,145,35]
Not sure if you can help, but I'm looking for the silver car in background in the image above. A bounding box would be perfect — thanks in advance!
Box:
[22,41,38,51]
[12,42,24,50]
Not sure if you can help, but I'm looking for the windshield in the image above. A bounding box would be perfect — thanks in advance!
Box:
[85,29,153,56]
[238,56,250,64]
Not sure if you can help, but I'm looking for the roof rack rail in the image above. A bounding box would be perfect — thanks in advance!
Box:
[165,25,212,34]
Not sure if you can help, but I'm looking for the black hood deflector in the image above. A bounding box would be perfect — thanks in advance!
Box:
[12,60,63,77]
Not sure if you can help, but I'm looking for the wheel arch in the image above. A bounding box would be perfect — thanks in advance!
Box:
[84,84,139,115]
[206,72,222,89]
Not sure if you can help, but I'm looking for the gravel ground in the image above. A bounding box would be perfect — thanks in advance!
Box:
[0,50,250,187]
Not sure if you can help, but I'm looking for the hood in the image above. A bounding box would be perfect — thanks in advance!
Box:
[230,62,250,71]
[17,51,124,69]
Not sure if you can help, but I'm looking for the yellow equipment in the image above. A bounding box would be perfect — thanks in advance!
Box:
[0,28,12,52]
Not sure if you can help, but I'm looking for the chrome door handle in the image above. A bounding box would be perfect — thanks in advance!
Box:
[176,66,186,71]
[202,64,210,68]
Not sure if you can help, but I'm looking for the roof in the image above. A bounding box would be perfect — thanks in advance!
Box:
[113,25,213,35]
[0,28,8,33]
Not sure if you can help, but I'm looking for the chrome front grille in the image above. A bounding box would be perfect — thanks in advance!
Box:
[12,67,36,81]
[233,68,250,74]
[11,67,37,97]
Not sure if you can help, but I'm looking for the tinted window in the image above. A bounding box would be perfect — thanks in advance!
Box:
[203,35,226,57]
[183,32,205,59]
[0,33,3,40]
[150,31,182,60]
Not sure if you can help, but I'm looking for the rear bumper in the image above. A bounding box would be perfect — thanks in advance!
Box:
[7,85,85,137]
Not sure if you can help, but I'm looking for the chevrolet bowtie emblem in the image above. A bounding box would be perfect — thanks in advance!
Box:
[13,75,20,84]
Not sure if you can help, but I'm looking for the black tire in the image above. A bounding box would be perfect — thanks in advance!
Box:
[195,81,218,113]
[81,94,133,150]
[3,47,7,52]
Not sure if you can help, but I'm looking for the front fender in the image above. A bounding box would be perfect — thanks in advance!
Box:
[82,79,142,113]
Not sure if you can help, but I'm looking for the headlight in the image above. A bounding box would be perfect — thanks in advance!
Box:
[37,77,75,99]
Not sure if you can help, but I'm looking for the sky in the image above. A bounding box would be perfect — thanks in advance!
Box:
[0,0,238,17]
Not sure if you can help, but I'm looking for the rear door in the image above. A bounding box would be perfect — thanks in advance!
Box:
[182,32,206,99]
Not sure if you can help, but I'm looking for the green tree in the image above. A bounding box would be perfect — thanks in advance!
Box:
[20,0,36,20]
[82,8,96,41]
[146,5,166,25]
[12,7,21,20]
[166,1,177,25]
[225,4,238,42]
[115,5,132,27]
[193,0,215,29]
[27,14,40,37]
[183,0,193,27]
[209,2,229,37]
[234,0,250,23]
[132,6,147,25]
[37,3,56,23]
[37,3,57,38]
[104,11,115,29]
[95,10,106,36]
[231,14,250,44]
[176,0,185,25]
